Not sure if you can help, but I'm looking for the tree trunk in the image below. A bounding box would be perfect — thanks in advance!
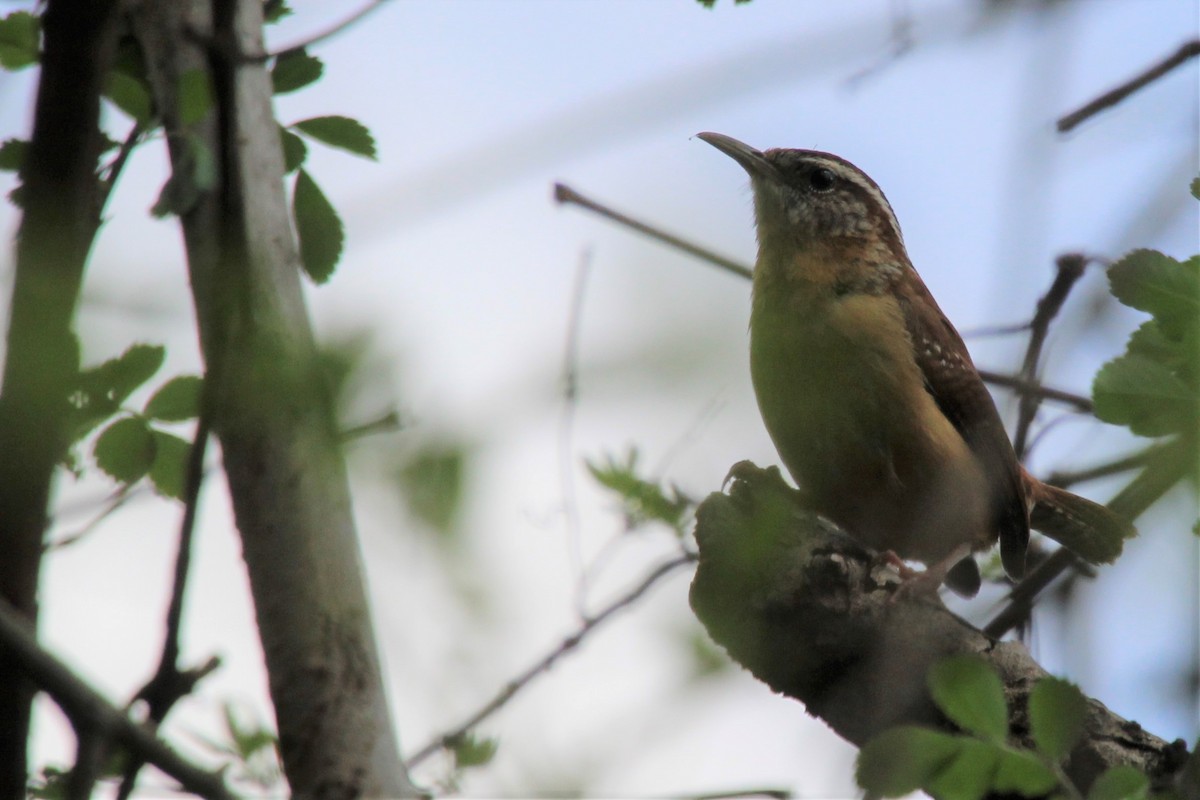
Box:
[131,1,417,796]
[0,1,119,794]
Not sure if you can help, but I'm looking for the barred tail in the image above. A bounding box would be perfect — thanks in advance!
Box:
[1029,483,1135,564]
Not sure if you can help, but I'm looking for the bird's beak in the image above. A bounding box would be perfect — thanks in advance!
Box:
[696,132,781,182]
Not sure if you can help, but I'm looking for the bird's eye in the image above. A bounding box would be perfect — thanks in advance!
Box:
[809,168,836,192]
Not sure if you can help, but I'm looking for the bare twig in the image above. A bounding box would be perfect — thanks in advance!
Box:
[45,486,136,551]
[0,597,235,800]
[251,0,390,61]
[98,122,145,213]
[1045,446,1160,489]
[960,321,1032,338]
[678,789,791,800]
[116,407,214,799]
[404,554,696,770]
[1012,254,1089,458]
[554,183,752,280]
[1057,40,1200,133]
[985,435,1194,639]
[340,409,403,442]
[977,370,1094,412]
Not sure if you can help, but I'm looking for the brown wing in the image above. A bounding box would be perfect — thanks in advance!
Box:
[894,276,1030,579]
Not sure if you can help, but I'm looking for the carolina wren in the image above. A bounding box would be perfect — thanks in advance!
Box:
[698,132,1134,596]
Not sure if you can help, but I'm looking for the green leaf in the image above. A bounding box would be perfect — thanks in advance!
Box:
[397,443,466,536]
[78,344,166,410]
[1093,353,1194,437]
[104,71,154,124]
[1191,177,1199,201]
[1087,765,1149,800]
[271,48,322,94]
[856,726,961,797]
[0,138,27,171]
[1108,250,1200,339]
[586,448,693,533]
[927,656,1008,742]
[0,11,39,70]
[264,1,294,24]
[1029,675,1089,762]
[178,69,213,126]
[1126,320,1186,370]
[144,375,203,421]
[94,417,156,484]
[222,703,278,759]
[992,747,1060,796]
[151,133,216,217]
[292,169,344,283]
[149,430,191,500]
[451,733,498,769]
[924,738,1001,800]
[280,126,307,173]
[293,116,377,160]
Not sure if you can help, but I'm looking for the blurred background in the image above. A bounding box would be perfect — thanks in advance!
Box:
[1,0,1197,796]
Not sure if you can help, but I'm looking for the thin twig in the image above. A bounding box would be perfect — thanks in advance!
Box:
[256,0,390,61]
[554,183,752,280]
[1012,254,1088,459]
[1057,40,1200,133]
[984,435,1194,639]
[960,321,1032,339]
[0,597,235,800]
[98,122,145,213]
[1044,446,1160,489]
[116,404,214,799]
[45,485,136,551]
[340,409,403,442]
[404,554,696,770]
[978,370,1094,412]
[560,248,593,620]
[677,789,792,800]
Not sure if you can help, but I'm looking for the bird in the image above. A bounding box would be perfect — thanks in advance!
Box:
[697,131,1134,597]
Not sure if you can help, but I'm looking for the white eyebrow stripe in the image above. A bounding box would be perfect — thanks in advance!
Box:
[822,160,905,247]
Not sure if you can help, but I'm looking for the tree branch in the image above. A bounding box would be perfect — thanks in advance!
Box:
[115,410,214,800]
[1012,254,1088,459]
[0,597,235,800]
[984,435,1196,639]
[1057,40,1200,133]
[977,370,1094,412]
[132,2,417,794]
[689,464,1187,795]
[554,182,752,280]
[405,554,695,770]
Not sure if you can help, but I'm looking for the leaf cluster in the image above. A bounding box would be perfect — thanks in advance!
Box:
[1093,239,1199,444]
[856,655,1153,800]
[0,4,377,286]
[271,46,377,284]
[69,344,202,500]
[194,702,283,792]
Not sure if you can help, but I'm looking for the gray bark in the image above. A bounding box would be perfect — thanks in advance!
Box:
[131,2,417,796]
[688,463,1189,796]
